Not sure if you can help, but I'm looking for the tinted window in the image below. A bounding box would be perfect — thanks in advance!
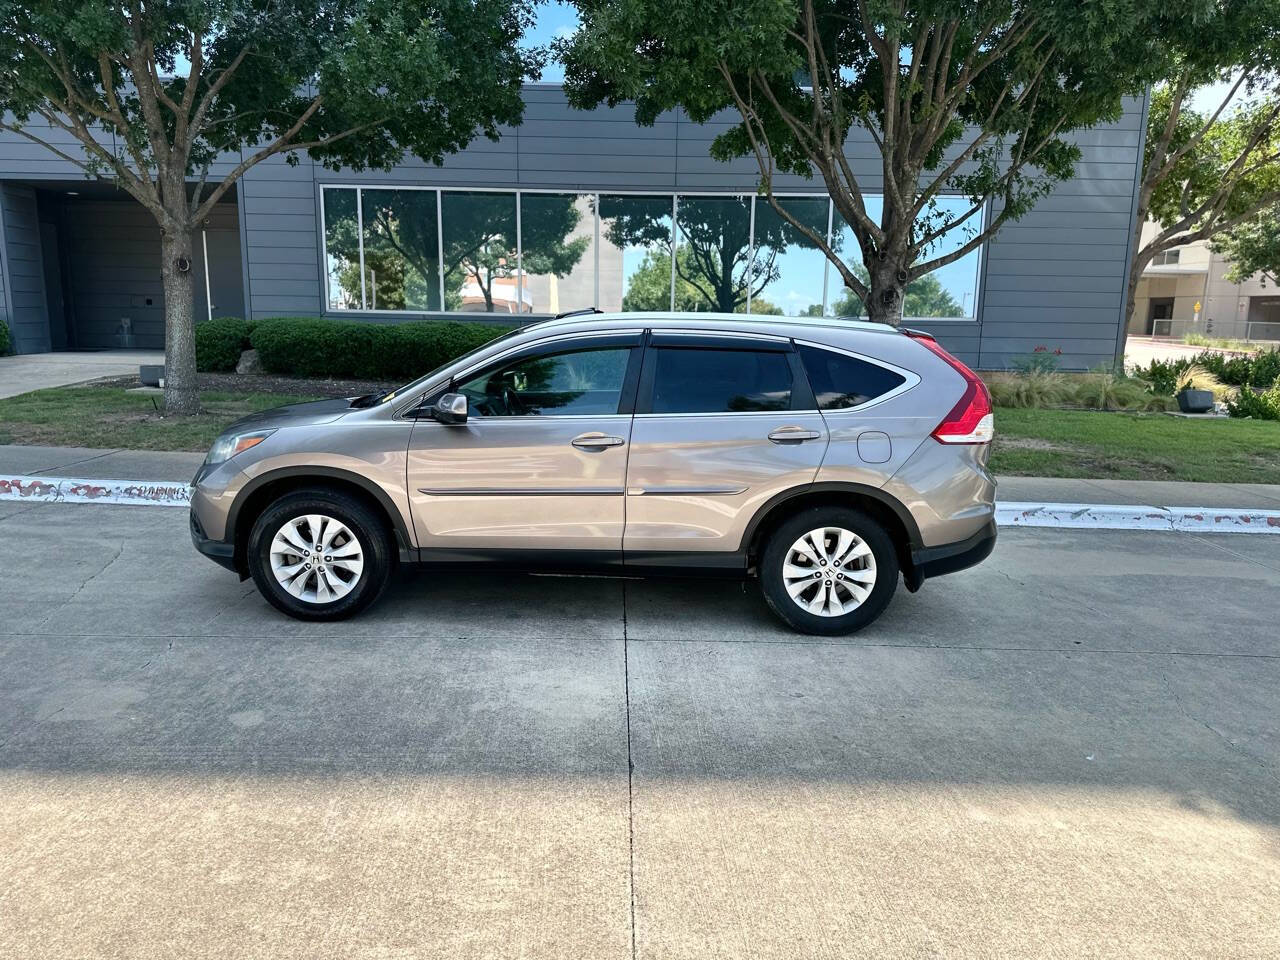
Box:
[457,347,632,417]
[650,348,791,413]
[799,345,906,409]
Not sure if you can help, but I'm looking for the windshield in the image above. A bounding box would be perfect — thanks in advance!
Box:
[365,327,525,406]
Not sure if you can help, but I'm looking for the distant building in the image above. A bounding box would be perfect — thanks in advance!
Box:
[1130,222,1280,341]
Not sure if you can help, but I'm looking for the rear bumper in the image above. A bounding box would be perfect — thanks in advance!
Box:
[190,509,238,573]
[906,520,996,590]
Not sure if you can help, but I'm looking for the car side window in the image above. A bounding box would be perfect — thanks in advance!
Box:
[798,345,906,410]
[455,347,633,417]
[649,347,792,414]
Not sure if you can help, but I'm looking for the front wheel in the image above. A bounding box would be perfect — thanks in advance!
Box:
[247,489,393,621]
[760,507,899,636]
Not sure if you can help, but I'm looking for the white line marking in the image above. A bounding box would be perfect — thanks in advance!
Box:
[5,475,1280,534]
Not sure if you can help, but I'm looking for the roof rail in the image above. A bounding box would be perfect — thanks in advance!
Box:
[553,307,604,320]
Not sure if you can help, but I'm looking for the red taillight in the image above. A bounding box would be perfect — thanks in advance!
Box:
[905,331,994,445]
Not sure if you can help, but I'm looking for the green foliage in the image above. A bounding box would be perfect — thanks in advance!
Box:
[1131,348,1280,390]
[1071,367,1168,413]
[559,0,1172,320]
[1146,85,1280,249]
[1009,347,1063,375]
[1226,378,1280,420]
[249,317,515,381]
[0,320,10,356]
[1213,204,1280,285]
[195,317,257,372]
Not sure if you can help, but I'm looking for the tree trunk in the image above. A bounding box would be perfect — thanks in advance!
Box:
[160,225,201,416]
[865,259,906,326]
[1117,190,1153,361]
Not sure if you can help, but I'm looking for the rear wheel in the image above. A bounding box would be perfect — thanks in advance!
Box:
[760,507,899,636]
[247,489,393,621]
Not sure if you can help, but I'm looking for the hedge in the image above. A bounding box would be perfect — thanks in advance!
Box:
[249,316,516,381]
[1132,347,1280,393]
[195,316,257,372]
[0,320,10,357]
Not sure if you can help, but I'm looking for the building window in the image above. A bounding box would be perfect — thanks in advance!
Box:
[360,189,441,311]
[673,195,753,313]
[826,195,983,320]
[320,189,984,320]
[1153,249,1181,265]
[598,194,674,312]
[518,193,596,315]
[749,196,832,317]
[322,188,361,310]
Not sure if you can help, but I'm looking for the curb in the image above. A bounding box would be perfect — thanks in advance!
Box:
[5,475,1280,534]
[995,501,1280,534]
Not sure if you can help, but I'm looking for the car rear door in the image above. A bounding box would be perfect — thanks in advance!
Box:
[622,331,829,567]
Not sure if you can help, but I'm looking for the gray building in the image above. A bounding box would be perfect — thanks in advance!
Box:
[0,85,1147,370]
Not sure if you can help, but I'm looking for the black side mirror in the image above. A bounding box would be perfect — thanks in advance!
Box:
[431,392,468,425]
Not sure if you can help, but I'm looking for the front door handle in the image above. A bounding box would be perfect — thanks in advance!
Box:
[571,433,625,450]
[768,427,823,444]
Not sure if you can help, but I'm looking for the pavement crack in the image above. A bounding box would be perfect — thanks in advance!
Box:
[1160,670,1279,782]
[65,539,127,603]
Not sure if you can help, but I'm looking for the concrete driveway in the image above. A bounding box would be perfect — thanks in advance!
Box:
[0,350,162,398]
[0,500,1277,959]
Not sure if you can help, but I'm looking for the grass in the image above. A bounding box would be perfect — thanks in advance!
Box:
[0,386,319,451]
[991,407,1280,483]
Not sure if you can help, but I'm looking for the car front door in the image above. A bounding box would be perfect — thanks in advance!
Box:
[623,332,830,567]
[405,331,642,561]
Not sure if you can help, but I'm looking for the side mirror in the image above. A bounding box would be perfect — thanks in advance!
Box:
[432,392,468,425]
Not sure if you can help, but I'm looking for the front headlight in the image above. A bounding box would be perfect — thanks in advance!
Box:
[205,429,276,465]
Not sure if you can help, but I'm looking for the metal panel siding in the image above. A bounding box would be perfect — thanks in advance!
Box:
[193,85,1147,367]
[0,183,51,353]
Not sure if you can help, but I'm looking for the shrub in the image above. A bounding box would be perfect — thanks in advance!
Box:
[1010,345,1063,374]
[195,316,256,372]
[1073,366,1169,412]
[1130,356,1192,395]
[1226,377,1280,420]
[0,320,10,356]
[1247,349,1280,387]
[985,369,1071,408]
[249,316,515,381]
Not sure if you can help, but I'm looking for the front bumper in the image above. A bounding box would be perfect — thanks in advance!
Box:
[190,508,238,573]
[905,520,997,591]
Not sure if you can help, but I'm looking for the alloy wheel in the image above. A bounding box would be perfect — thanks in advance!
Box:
[269,514,364,604]
[781,526,877,617]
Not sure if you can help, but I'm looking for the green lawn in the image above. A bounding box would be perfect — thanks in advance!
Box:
[0,386,319,451]
[991,407,1280,483]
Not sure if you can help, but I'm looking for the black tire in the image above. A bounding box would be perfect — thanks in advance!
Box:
[760,506,899,636]
[247,488,394,621]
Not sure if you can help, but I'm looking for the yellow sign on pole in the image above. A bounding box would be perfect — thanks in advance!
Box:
[1194,301,1202,313]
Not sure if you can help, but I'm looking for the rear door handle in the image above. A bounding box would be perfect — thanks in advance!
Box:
[571,433,625,450]
[768,427,822,444]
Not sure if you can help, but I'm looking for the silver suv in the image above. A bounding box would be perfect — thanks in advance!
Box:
[190,312,996,635]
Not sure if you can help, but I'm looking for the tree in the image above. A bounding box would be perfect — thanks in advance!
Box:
[1213,206,1280,285]
[831,267,963,319]
[560,0,1172,325]
[0,0,541,413]
[1121,1,1280,348]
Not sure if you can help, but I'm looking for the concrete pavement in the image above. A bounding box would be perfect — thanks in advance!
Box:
[0,350,162,399]
[0,501,1277,958]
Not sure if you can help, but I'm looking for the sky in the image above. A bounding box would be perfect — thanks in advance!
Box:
[523,1,577,83]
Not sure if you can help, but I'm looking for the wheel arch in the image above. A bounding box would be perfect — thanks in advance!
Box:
[227,467,414,576]
[742,482,922,574]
